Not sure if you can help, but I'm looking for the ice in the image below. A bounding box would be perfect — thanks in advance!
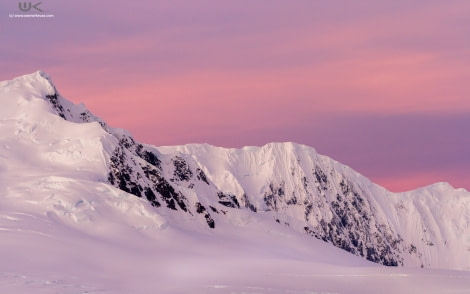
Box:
[0,72,469,293]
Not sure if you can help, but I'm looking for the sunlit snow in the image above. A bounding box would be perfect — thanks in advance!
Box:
[0,72,469,293]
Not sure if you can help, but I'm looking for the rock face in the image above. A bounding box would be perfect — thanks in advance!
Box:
[2,71,470,270]
[155,143,410,266]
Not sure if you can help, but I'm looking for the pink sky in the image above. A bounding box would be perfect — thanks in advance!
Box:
[1,0,469,192]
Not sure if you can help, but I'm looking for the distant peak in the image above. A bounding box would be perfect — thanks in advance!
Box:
[428,182,455,190]
[411,182,456,193]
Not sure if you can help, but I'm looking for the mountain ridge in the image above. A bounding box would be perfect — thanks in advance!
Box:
[1,71,469,270]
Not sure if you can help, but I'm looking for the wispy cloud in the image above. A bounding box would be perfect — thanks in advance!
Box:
[1,0,469,191]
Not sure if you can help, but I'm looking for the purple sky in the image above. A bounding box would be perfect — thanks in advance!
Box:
[1,0,469,192]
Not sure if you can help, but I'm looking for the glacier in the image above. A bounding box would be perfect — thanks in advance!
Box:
[0,71,469,293]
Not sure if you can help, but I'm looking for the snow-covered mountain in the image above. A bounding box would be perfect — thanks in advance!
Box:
[1,71,469,292]
[155,144,470,269]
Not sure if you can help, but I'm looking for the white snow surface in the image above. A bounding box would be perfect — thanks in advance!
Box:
[156,144,470,270]
[0,71,469,293]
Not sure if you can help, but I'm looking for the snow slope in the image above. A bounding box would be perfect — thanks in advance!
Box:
[157,143,470,269]
[0,71,469,293]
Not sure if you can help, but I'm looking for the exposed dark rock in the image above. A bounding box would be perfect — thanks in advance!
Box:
[195,202,215,228]
[302,176,309,188]
[119,136,135,149]
[313,166,328,191]
[308,178,404,266]
[45,94,66,119]
[142,165,188,212]
[196,202,205,214]
[263,182,285,211]
[108,147,136,197]
[286,193,297,205]
[144,187,160,207]
[136,145,162,170]
[241,193,257,212]
[79,111,91,122]
[196,168,209,185]
[172,156,193,181]
[304,203,313,221]
[217,192,240,208]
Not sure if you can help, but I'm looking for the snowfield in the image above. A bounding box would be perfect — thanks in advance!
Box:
[0,71,469,293]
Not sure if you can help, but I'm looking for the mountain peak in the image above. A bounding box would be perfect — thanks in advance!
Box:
[1,70,56,95]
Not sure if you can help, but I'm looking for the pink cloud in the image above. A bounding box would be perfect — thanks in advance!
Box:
[2,0,469,192]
